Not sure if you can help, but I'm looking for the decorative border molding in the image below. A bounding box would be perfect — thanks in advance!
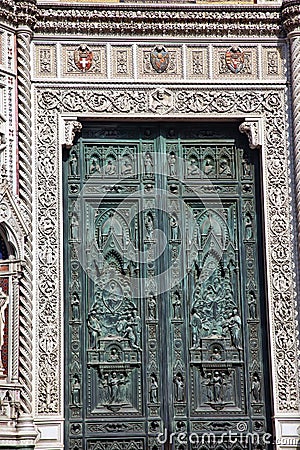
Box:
[34,85,299,421]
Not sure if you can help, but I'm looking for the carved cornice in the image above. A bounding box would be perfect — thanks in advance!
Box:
[0,1,37,29]
[282,0,300,34]
[0,0,16,28]
[34,4,284,38]
[16,0,37,28]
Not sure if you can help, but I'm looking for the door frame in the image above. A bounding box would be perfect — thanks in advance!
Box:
[33,85,300,448]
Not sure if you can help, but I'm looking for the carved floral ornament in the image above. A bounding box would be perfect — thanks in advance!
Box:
[35,86,299,415]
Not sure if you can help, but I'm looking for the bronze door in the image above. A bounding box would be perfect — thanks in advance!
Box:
[64,122,271,450]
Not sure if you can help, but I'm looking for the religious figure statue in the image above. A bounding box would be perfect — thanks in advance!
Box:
[104,159,117,176]
[71,292,80,321]
[108,372,119,403]
[219,157,232,176]
[148,293,156,319]
[245,213,253,240]
[69,152,78,176]
[187,158,200,176]
[87,310,102,349]
[149,374,159,403]
[170,215,179,240]
[248,291,257,319]
[144,152,153,176]
[121,158,133,176]
[203,157,214,176]
[190,307,202,347]
[212,371,223,403]
[228,307,242,349]
[0,289,8,376]
[71,374,81,406]
[242,158,251,177]
[251,374,261,402]
[90,156,100,174]
[173,373,185,402]
[70,213,79,240]
[117,373,128,403]
[145,212,154,240]
[168,152,177,176]
[172,291,181,319]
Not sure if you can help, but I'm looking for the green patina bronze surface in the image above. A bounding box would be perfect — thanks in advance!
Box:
[64,122,270,450]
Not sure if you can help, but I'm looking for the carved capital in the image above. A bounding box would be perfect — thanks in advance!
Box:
[282,0,300,35]
[239,119,262,150]
[63,120,82,150]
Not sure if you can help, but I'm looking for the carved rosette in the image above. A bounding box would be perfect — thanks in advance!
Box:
[35,86,299,416]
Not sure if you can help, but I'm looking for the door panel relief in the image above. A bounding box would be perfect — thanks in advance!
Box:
[65,123,270,450]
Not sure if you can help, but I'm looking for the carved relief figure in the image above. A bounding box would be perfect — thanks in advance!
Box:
[245,213,253,240]
[148,293,156,319]
[70,213,79,240]
[242,158,251,177]
[173,373,185,402]
[168,152,177,176]
[87,310,102,349]
[187,158,200,176]
[71,292,80,321]
[227,308,242,349]
[203,157,214,176]
[106,371,129,404]
[170,214,179,240]
[212,371,223,403]
[70,152,78,176]
[121,157,133,176]
[145,212,154,240]
[190,307,202,347]
[248,291,257,319]
[172,291,181,319]
[149,373,158,403]
[219,157,232,176]
[90,156,100,174]
[144,152,153,176]
[104,159,117,176]
[251,374,261,402]
[71,374,81,406]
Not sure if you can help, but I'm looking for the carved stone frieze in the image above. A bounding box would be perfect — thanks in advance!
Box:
[34,6,283,38]
[34,85,299,416]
